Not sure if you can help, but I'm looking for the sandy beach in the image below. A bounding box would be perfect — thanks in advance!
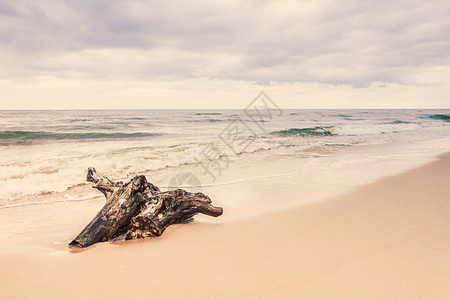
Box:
[1,148,449,299]
[2,0,450,298]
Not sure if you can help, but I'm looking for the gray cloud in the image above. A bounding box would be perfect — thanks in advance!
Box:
[0,0,449,87]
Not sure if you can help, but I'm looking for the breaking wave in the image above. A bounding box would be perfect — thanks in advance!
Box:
[391,120,413,124]
[0,131,161,143]
[271,127,336,137]
[428,114,450,122]
[195,113,222,116]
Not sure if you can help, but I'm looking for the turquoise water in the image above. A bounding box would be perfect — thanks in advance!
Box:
[0,131,161,142]
[428,114,450,122]
[0,109,449,206]
[271,126,335,137]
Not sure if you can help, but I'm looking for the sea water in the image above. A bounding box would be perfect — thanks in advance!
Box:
[1,109,450,207]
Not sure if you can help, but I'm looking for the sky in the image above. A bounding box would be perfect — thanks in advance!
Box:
[0,0,449,109]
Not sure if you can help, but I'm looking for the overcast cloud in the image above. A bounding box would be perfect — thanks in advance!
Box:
[0,0,449,108]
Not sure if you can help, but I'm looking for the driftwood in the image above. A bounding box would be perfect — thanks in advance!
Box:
[69,168,223,248]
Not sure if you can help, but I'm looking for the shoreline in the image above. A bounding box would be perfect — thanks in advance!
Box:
[1,151,450,298]
[1,137,450,254]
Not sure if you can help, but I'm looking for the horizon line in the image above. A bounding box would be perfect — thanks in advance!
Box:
[1,108,449,111]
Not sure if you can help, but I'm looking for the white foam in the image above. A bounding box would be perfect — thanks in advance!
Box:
[1,109,449,207]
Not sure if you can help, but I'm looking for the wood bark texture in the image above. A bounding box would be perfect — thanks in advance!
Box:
[69,168,223,248]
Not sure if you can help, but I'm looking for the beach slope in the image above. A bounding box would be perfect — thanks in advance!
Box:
[1,154,450,299]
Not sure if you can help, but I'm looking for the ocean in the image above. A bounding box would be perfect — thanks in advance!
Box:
[1,109,450,208]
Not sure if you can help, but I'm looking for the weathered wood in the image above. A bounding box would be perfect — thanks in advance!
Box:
[125,189,223,239]
[69,168,222,248]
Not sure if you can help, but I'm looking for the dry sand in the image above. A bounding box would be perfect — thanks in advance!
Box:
[1,153,450,299]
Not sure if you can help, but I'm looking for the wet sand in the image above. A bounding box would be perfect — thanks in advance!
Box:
[1,153,450,299]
